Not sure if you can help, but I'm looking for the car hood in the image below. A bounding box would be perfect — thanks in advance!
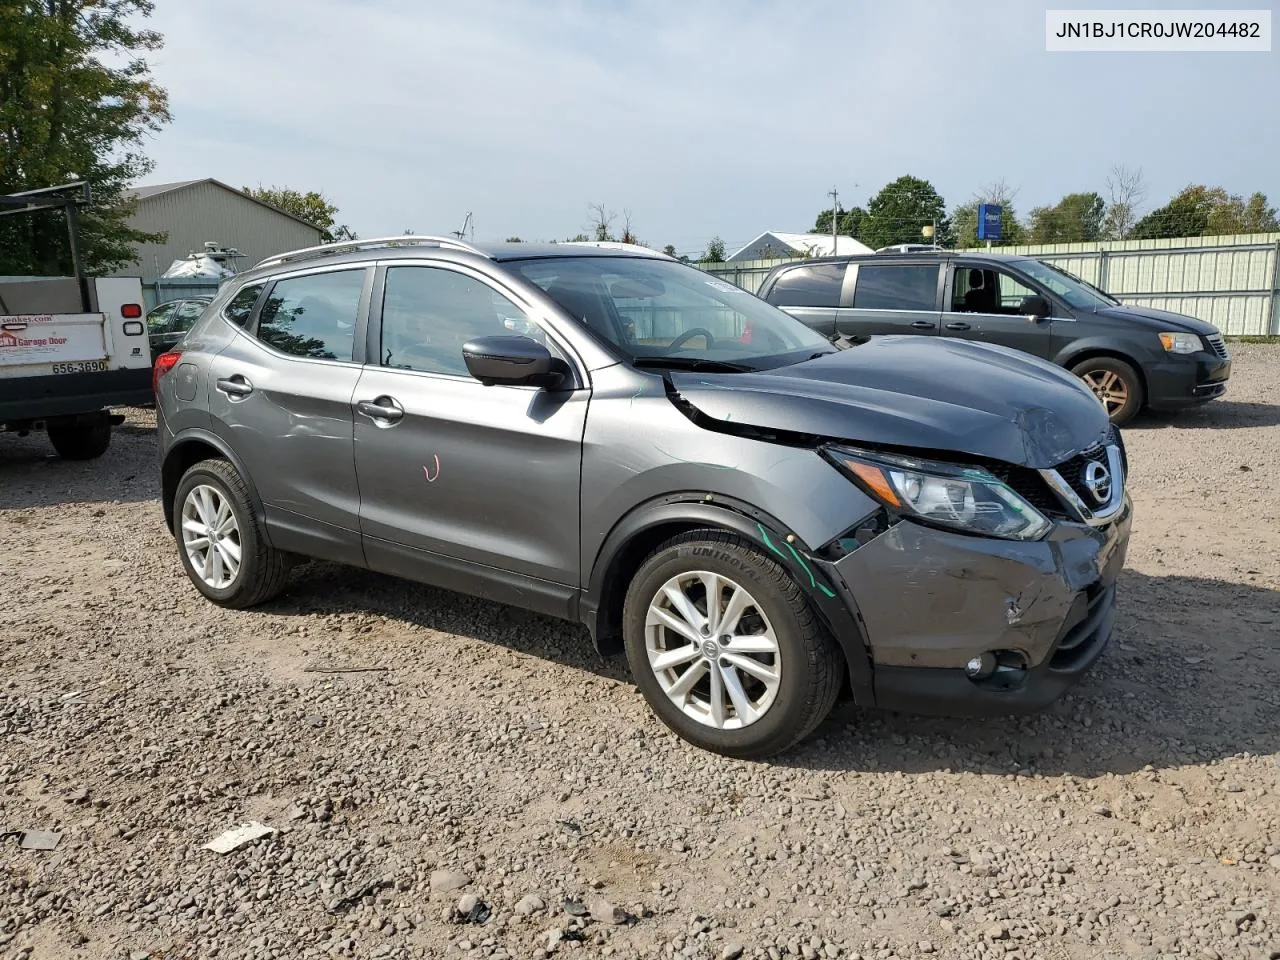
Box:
[669,337,1111,469]
[1092,303,1220,336]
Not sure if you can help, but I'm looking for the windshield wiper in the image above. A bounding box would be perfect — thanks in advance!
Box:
[632,356,755,373]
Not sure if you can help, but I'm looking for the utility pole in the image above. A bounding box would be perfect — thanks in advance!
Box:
[828,186,839,255]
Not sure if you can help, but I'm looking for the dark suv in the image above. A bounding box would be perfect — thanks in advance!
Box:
[758,251,1231,425]
[153,237,1131,758]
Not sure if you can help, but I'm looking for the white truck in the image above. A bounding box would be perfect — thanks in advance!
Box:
[0,182,153,460]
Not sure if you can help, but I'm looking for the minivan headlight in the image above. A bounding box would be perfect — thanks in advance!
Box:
[825,446,1051,541]
[1158,331,1203,355]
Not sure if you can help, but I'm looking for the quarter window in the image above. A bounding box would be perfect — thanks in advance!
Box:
[768,263,847,308]
[223,284,263,327]
[256,270,364,361]
[380,267,537,376]
[852,264,939,312]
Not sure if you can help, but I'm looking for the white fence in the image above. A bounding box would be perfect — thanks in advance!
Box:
[700,232,1280,336]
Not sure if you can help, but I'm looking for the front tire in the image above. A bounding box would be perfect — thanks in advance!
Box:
[1070,356,1143,426]
[622,531,842,759]
[47,413,111,461]
[173,458,289,608]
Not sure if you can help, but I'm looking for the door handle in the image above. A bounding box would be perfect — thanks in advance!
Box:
[357,397,404,423]
[215,376,253,397]
[944,321,971,331]
[909,320,935,330]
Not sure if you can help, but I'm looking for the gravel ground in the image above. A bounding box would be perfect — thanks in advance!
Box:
[2,345,1278,960]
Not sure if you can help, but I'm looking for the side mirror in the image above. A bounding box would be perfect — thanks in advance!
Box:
[1019,294,1051,320]
[462,335,567,388]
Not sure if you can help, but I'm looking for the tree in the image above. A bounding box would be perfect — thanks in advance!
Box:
[813,205,866,240]
[952,179,1025,248]
[662,243,678,258]
[620,209,639,245]
[1101,164,1146,240]
[505,236,523,242]
[1026,192,1106,244]
[243,185,356,243]
[859,176,952,249]
[699,236,726,263]
[0,0,171,276]
[1130,185,1280,239]
[587,202,616,242]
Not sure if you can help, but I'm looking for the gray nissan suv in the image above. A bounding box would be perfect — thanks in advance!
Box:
[153,237,1132,758]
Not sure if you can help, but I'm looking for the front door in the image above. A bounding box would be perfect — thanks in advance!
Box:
[941,263,1053,358]
[353,262,587,614]
[836,261,943,338]
[206,267,370,565]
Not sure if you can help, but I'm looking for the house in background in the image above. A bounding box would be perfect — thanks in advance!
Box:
[111,178,324,281]
[726,231,872,263]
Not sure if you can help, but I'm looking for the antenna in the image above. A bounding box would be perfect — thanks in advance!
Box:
[827,186,840,254]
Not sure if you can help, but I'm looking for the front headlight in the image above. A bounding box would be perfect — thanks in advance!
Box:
[825,446,1052,541]
[1158,331,1203,355]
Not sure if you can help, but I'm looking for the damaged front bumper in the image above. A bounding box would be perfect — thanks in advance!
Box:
[824,495,1132,715]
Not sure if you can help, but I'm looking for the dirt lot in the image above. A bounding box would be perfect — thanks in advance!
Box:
[2,345,1278,960]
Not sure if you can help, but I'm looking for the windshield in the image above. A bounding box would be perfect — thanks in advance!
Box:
[507,256,833,371]
[1017,258,1118,310]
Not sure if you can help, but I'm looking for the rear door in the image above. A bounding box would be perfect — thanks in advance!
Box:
[836,260,943,338]
[941,262,1053,358]
[352,261,587,612]
[205,267,370,565]
[764,261,846,338]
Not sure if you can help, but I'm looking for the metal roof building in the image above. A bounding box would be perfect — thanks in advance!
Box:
[726,231,873,263]
[111,178,325,279]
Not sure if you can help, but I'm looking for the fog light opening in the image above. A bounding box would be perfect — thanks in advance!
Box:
[965,650,1029,689]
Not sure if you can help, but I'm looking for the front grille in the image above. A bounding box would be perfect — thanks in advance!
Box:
[1053,443,1108,505]
[1205,333,1229,359]
[989,465,1068,519]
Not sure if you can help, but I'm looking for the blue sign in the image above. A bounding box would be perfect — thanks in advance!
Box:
[977,203,1003,241]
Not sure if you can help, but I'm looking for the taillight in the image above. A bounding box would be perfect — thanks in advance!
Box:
[121,303,142,319]
[153,351,181,393]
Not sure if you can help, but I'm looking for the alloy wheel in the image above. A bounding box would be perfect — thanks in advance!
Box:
[180,484,242,589]
[644,570,781,730]
[1080,368,1129,415]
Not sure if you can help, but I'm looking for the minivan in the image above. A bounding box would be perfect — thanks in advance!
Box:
[758,251,1231,425]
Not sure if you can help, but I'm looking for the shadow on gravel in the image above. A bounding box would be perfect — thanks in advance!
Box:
[786,569,1280,778]
[260,561,1279,778]
[259,560,630,684]
[1129,400,1280,430]
[0,409,158,509]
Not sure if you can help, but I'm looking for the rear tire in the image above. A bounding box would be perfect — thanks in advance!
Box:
[47,413,111,461]
[173,458,289,608]
[622,530,843,759]
[1070,356,1143,426]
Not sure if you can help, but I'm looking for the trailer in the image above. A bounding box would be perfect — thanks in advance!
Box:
[0,182,153,460]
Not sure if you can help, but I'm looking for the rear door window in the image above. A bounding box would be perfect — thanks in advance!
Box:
[768,263,847,308]
[853,264,940,311]
[255,269,365,361]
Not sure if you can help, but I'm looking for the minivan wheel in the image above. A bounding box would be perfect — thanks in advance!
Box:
[174,458,289,608]
[622,531,842,759]
[1070,357,1143,426]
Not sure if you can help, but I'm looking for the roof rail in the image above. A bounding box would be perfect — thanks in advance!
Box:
[254,235,490,269]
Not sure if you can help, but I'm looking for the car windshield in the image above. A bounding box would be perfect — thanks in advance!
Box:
[1017,258,1118,310]
[507,255,834,371]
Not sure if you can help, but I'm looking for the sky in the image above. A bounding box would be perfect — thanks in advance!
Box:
[140,0,1279,257]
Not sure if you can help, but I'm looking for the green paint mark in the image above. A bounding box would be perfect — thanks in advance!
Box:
[755,523,788,561]
[783,538,839,600]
